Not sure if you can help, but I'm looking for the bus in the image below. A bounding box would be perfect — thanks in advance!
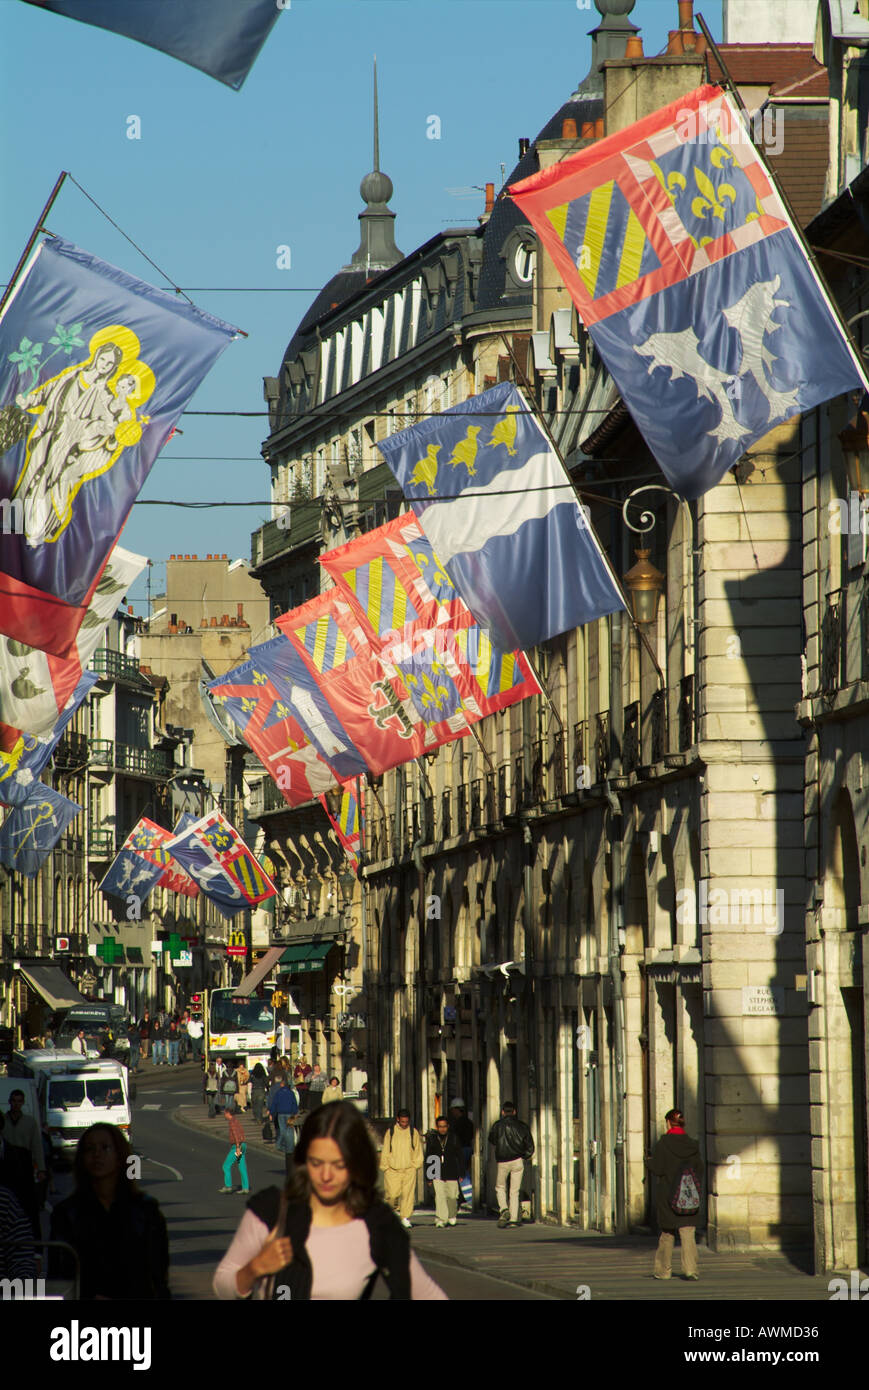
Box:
[205,985,302,1068]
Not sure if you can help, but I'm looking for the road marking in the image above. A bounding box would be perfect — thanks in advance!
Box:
[141,1155,183,1181]
[141,1103,161,1110]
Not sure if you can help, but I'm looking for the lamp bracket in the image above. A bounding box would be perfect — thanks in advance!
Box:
[622,484,673,536]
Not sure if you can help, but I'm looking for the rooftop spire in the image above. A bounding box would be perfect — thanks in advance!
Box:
[348,57,403,273]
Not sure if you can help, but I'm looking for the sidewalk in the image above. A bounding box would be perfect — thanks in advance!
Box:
[173,1103,834,1301]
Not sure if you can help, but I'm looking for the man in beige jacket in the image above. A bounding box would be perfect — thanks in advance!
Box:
[380,1108,424,1228]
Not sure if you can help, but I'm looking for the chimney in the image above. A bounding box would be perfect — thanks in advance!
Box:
[624,35,644,59]
[518,137,529,157]
[562,117,578,140]
[221,614,229,626]
[581,120,595,140]
[184,554,190,560]
[594,118,604,139]
[667,29,684,54]
[201,617,208,627]
[210,617,217,627]
[237,603,244,620]
[222,553,227,560]
[678,0,694,29]
[484,182,495,214]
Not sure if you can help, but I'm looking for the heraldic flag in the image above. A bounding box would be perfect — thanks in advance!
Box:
[0,236,237,657]
[319,783,362,866]
[377,381,625,653]
[0,544,146,749]
[509,85,865,500]
[279,588,488,772]
[21,0,282,90]
[167,810,276,917]
[0,782,81,878]
[99,815,199,905]
[206,636,369,808]
[319,511,541,720]
[0,668,98,809]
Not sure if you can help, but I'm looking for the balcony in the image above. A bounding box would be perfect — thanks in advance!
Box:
[87,827,115,858]
[89,739,173,779]
[441,789,452,839]
[821,595,842,695]
[650,688,667,763]
[90,648,144,684]
[623,702,640,774]
[249,777,290,817]
[678,675,695,750]
[497,763,509,819]
[53,731,88,770]
[574,720,588,790]
[456,784,468,834]
[595,711,610,782]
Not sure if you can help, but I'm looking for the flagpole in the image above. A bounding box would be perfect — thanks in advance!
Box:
[0,171,68,318]
[499,334,666,690]
[695,11,869,393]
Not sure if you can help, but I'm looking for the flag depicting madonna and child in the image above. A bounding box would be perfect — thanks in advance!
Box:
[377,382,625,653]
[509,84,866,499]
[0,236,237,657]
[166,810,276,917]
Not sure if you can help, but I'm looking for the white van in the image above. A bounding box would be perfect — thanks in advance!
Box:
[10,1050,132,1157]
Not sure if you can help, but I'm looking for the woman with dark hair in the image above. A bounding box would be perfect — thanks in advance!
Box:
[214,1101,447,1301]
[49,1123,170,1300]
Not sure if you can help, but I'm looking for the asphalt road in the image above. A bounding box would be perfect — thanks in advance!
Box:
[52,1060,552,1302]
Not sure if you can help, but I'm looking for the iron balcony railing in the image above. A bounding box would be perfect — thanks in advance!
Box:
[821,594,843,694]
[53,731,89,770]
[650,688,668,763]
[90,648,144,683]
[623,701,640,774]
[89,739,172,779]
[678,675,695,750]
[595,711,610,782]
[87,827,115,858]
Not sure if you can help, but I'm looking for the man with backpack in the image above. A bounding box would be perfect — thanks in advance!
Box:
[488,1101,534,1228]
[380,1108,424,1228]
[648,1107,704,1281]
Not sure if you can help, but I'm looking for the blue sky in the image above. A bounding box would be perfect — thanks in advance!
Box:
[0,0,721,614]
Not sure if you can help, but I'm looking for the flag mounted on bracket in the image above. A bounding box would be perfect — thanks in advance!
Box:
[166,810,276,917]
[0,782,81,877]
[509,84,865,499]
[377,382,625,652]
[99,815,199,905]
[0,667,97,808]
[319,783,362,866]
[318,511,541,721]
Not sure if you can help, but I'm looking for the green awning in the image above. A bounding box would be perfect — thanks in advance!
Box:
[278,941,333,974]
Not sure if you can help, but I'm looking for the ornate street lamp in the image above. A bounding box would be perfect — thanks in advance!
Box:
[621,485,669,624]
[307,872,323,918]
[838,395,869,496]
[338,865,357,911]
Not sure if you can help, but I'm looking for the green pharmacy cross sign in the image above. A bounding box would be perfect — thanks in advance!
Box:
[95,938,125,964]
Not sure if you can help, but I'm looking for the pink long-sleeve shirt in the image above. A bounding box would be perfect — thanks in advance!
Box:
[214,1208,448,1301]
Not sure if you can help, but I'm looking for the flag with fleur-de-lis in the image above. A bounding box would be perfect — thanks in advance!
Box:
[166,809,276,916]
[319,511,540,719]
[510,84,864,498]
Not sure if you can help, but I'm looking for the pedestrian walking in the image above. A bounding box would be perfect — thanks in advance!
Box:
[488,1101,534,1228]
[204,1062,219,1115]
[236,1062,250,1113]
[648,1108,704,1281]
[50,1123,170,1300]
[151,1016,166,1067]
[126,1023,141,1074]
[293,1055,312,1104]
[449,1098,474,1172]
[167,1020,181,1067]
[380,1109,423,1229]
[137,1010,152,1061]
[321,1076,343,1105]
[250,1062,268,1125]
[223,1063,239,1112]
[269,1076,299,1170]
[187,1012,203,1063]
[213,1101,447,1300]
[308,1064,327,1097]
[219,1108,251,1196]
[424,1115,465,1228]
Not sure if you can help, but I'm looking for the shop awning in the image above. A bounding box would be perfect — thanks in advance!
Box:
[235,946,285,996]
[17,964,89,1010]
[278,941,334,975]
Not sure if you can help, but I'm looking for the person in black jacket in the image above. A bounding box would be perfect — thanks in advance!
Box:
[213,1101,448,1301]
[425,1116,465,1227]
[647,1108,704,1281]
[488,1102,534,1228]
[50,1123,170,1300]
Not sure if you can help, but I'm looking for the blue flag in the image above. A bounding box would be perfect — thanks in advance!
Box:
[21,0,282,89]
[167,810,276,917]
[376,382,625,652]
[0,668,97,808]
[98,816,167,905]
[510,85,865,499]
[0,236,237,658]
[0,782,81,877]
